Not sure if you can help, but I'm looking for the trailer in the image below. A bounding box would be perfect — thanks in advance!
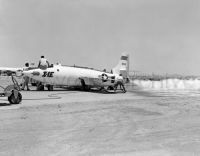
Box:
[0,75,22,104]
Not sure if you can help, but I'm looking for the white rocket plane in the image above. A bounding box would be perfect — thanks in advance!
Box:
[23,53,129,92]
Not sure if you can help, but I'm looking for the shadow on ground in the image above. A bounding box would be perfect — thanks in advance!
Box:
[0,102,12,107]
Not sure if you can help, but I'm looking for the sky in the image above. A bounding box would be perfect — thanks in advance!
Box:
[0,0,200,75]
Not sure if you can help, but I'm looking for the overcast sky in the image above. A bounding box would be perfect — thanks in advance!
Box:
[0,0,200,75]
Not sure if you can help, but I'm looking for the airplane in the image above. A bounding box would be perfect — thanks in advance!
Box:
[22,53,129,93]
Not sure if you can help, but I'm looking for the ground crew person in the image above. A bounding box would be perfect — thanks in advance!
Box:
[21,62,30,91]
[114,74,126,93]
[38,56,49,70]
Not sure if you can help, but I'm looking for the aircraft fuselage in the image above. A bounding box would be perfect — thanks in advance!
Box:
[23,65,123,88]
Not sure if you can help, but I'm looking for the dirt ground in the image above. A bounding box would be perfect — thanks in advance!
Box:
[0,89,200,156]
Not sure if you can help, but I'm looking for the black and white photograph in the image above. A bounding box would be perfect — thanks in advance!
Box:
[0,0,200,155]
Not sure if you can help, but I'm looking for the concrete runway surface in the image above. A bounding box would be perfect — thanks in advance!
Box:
[0,89,200,156]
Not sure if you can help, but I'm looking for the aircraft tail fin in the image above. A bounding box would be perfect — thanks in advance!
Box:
[112,53,129,80]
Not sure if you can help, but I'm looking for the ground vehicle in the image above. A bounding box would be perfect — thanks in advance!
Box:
[0,74,22,104]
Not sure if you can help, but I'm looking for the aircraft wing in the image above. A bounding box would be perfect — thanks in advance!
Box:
[0,67,23,76]
[0,67,39,76]
[0,67,23,72]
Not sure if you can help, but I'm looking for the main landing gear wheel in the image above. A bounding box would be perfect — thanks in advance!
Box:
[36,82,44,91]
[47,85,54,91]
[8,91,22,104]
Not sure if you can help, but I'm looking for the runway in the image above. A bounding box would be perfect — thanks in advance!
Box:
[0,89,200,156]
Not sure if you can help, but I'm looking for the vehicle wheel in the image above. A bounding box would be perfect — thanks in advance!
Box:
[37,83,44,91]
[8,92,22,104]
[47,85,53,91]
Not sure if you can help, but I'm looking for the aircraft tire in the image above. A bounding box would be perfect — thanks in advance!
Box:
[8,92,22,104]
[47,85,54,91]
[36,83,44,91]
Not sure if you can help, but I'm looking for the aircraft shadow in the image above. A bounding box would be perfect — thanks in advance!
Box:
[25,88,120,94]
[64,89,121,94]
